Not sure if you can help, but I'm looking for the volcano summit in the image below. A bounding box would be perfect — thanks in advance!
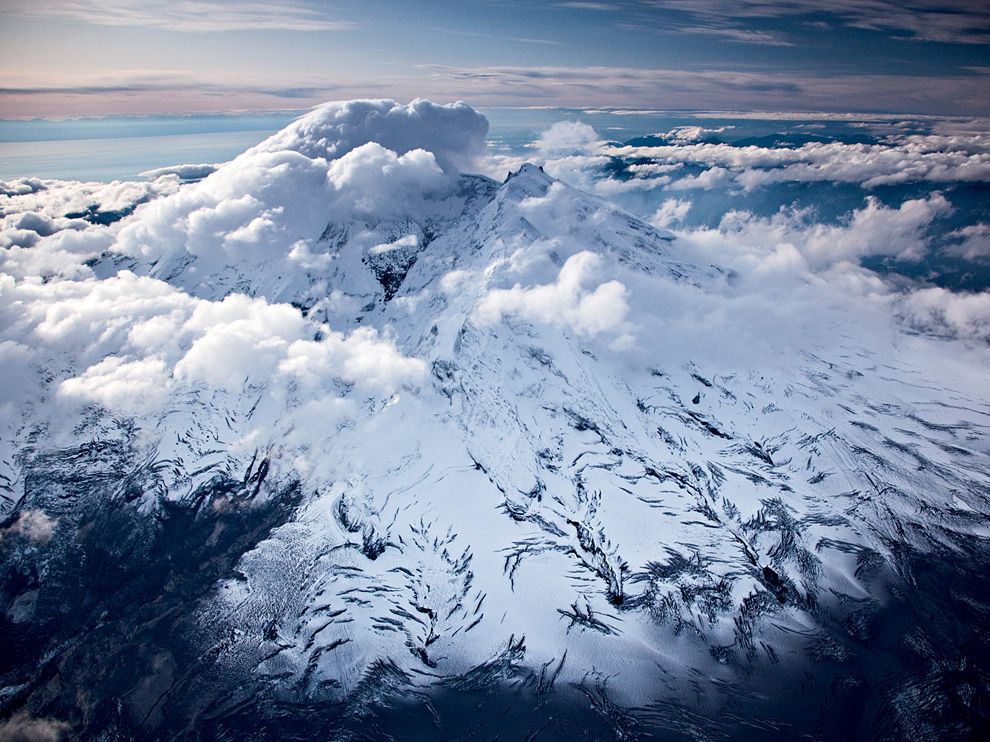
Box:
[1,100,989,740]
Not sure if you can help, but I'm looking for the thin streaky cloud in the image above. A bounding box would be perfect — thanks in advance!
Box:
[1,1,988,117]
[611,17,796,47]
[5,0,356,32]
[418,64,990,115]
[641,0,990,45]
[668,26,795,47]
[556,1,619,9]
[3,63,988,117]
[429,27,564,47]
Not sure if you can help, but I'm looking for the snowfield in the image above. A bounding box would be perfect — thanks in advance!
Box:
[1,99,989,740]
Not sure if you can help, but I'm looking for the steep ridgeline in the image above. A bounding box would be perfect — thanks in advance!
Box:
[1,100,988,740]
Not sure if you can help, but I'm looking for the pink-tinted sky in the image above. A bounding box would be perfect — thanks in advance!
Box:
[1,0,988,118]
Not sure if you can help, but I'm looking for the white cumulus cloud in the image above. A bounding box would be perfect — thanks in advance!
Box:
[476,251,631,339]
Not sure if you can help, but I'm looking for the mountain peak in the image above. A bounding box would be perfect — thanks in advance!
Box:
[251,98,489,173]
[498,162,557,203]
[504,162,551,183]
[3,98,989,741]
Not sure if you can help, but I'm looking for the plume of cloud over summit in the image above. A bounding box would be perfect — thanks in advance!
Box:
[254,98,489,174]
[3,97,989,450]
[1,100,490,459]
[102,99,487,301]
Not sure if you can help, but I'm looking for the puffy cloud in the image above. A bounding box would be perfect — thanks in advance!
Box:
[108,105,482,300]
[510,178,662,250]
[796,194,948,265]
[659,125,733,143]
[326,143,447,218]
[2,271,425,417]
[945,223,990,261]
[0,178,45,197]
[476,251,631,340]
[608,137,990,189]
[279,327,426,395]
[536,153,614,194]
[485,120,990,218]
[60,356,172,411]
[287,239,333,269]
[439,269,473,294]
[7,271,189,357]
[675,193,952,275]
[636,191,990,346]
[1,175,179,223]
[481,120,988,349]
[650,198,692,229]
[6,211,57,238]
[898,287,990,342]
[516,180,589,236]
[0,175,181,279]
[626,162,684,177]
[114,149,333,267]
[2,257,428,508]
[1,228,114,282]
[171,294,306,387]
[533,121,603,156]
[592,173,674,195]
[254,98,488,174]
[488,121,667,199]
[666,165,734,191]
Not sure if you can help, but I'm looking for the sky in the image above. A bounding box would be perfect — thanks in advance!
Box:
[0,0,989,118]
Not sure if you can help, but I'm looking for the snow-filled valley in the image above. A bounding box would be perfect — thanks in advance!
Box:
[1,99,989,740]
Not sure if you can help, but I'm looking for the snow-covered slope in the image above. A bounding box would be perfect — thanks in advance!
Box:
[2,100,989,740]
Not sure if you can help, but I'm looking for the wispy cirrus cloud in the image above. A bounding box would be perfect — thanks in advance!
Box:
[559,0,990,46]
[675,25,794,47]
[0,69,370,117]
[560,0,794,45]
[556,1,619,9]
[420,64,990,115]
[5,0,356,32]
[643,0,990,46]
[429,26,563,47]
[4,63,989,118]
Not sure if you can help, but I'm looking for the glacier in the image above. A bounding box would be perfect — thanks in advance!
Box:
[1,99,989,740]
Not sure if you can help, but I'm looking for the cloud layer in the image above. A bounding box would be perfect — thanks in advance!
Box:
[1,100,492,482]
[642,0,990,46]
[7,0,356,32]
[2,271,425,416]
[3,100,988,485]
[475,250,631,340]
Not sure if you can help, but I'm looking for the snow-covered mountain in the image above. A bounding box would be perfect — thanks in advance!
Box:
[2,99,989,740]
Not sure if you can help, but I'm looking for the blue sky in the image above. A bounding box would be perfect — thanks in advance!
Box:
[1,0,988,117]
